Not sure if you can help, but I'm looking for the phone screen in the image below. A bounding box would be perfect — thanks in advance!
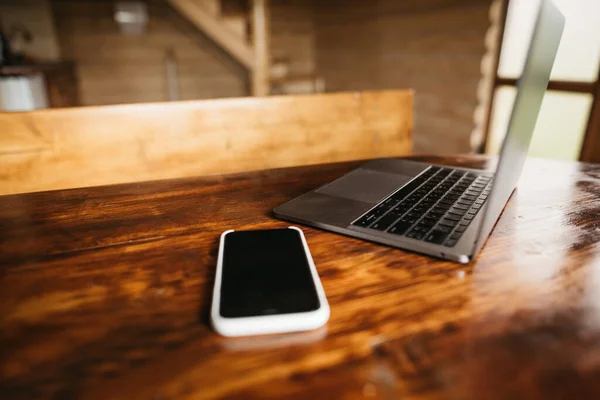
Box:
[220,229,320,318]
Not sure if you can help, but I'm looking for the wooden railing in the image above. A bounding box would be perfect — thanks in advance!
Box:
[0,90,413,195]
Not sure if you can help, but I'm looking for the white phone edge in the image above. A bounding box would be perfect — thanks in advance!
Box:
[210,226,330,337]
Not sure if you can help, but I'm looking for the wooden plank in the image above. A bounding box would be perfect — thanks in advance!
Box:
[168,0,254,69]
[0,90,413,195]
[251,0,270,96]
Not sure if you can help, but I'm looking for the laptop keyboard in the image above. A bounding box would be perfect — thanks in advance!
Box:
[351,166,493,247]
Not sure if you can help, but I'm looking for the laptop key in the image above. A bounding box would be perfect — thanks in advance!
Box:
[440,218,458,227]
[380,197,397,207]
[353,213,376,227]
[445,239,458,247]
[419,218,437,228]
[450,208,467,216]
[392,206,410,215]
[445,213,461,221]
[437,224,452,233]
[425,229,449,244]
[370,213,400,231]
[450,232,462,240]
[407,230,426,240]
[390,181,424,201]
[412,225,430,233]
[388,221,412,235]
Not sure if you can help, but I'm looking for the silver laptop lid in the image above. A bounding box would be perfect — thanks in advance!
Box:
[472,0,565,255]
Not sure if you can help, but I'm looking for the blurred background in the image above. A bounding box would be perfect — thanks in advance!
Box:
[0,0,598,160]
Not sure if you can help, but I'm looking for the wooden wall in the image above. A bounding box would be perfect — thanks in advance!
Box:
[51,0,315,107]
[51,0,248,106]
[314,0,491,153]
[270,0,315,77]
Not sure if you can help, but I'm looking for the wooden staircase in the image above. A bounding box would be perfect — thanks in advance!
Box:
[168,0,270,96]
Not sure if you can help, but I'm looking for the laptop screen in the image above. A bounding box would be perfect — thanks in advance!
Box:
[473,0,565,254]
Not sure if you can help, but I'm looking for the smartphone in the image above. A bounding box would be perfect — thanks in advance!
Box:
[211,227,330,337]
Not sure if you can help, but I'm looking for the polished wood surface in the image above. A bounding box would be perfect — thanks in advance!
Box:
[0,90,412,195]
[1,155,599,399]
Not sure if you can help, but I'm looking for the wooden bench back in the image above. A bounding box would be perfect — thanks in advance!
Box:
[0,90,413,195]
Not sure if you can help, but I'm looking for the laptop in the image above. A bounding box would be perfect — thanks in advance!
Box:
[273,0,565,263]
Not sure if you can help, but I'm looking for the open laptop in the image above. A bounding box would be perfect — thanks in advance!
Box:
[274,0,565,263]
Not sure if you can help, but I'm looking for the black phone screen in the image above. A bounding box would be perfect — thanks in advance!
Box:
[220,229,320,318]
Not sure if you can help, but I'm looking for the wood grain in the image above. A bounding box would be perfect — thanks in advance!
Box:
[0,155,599,399]
[0,90,413,195]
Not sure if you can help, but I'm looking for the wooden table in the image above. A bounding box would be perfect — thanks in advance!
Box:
[1,155,599,399]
